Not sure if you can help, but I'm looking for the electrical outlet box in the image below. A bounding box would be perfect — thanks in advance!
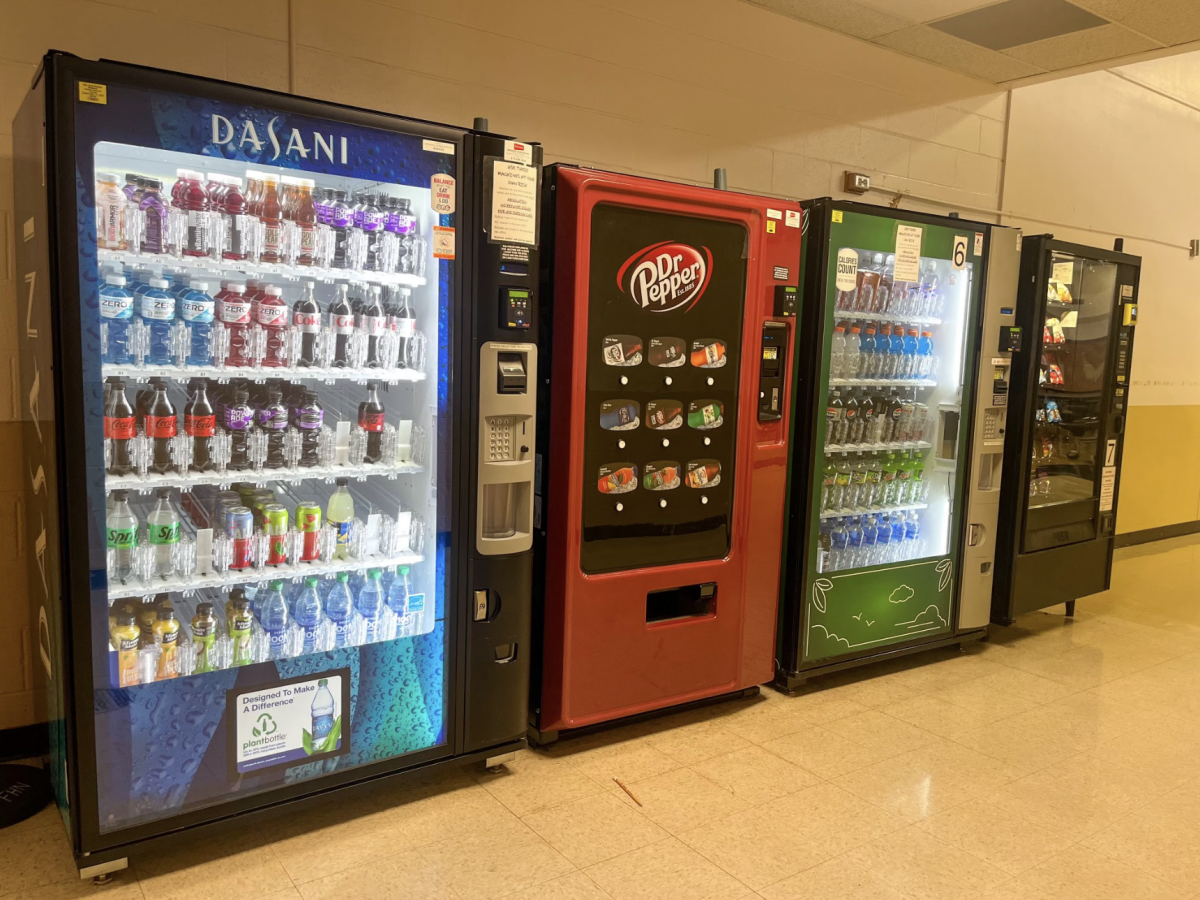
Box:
[843,171,871,194]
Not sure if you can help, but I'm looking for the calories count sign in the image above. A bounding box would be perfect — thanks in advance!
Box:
[232,673,346,775]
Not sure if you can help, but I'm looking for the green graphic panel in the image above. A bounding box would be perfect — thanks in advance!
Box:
[806,557,954,659]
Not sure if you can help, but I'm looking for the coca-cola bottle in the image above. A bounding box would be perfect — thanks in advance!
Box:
[146,382,178,475]
[225,385,254,471]
[104,379,136,476]
[258,285,289,367]
[360,285,387,368]
[391,287,416,368]
[358,380,385,463]
[257,386,289,469]
[329,284,354,368]
[292,281,321,367]
[184,379,216,472]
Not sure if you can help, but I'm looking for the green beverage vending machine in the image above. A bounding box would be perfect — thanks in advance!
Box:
[775,200,1020,689]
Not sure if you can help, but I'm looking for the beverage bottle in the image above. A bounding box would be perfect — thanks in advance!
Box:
[153,607,181,680]
[326,572,355,648]
[829,325,846,379]
[100,275,135,365]
[846,517,864,568]
[329,284,355,367]
[820,455,837,511]
[357,568,385,643]
[139,179,168,254]
[192,602,218,673]
[902,328,919,378]
[391,287,417,368]
[888,324,905,379]
[358,380,386,463]
[855,253,880,312]
[866,453,883,507]
[880,453,899,506]
[96,172,127,251]
[104,380,136,476]
[258,386,289,469]
[138,278,175,365]
[905,511,922,559]
[229,596,255,666]
[817,525,832,574]
[106,489,139,584]
[217,282,253,367]
[176,170,210,258]
[360,286,387,367]
[829,390,846,445]
[260,580,290,661]
[886,390,904,443]
[858,392,875,445]
[180,281,215,365]
[330,190,352,268]
[294,576,324,654]
[911,452,926,502]
[387,565,413,633]
[360,195,385,271]
[829,519,847,572]
[873,325,890,379]
[890,512,907,561]
[917,331,934,379]
[147,488,180,578]
[295,179,319,266]
[225,385,254,470]
[292,281,322,367]
[259,174,284,263]
[184,379,216,472]
[833,453,852,511]
[859,326,876,378]
[877,254,896,313]
[861,514,878,565]
[844,326,861,380]
[311,678,336,746]
[293,390,323,467]
[146,381,177,474]
[328,477,355,559]
[845,391,861,444]
[113,611,140,687]
[218,175,248,261]
[896,451,914,504]
[850,453,869,510]
[224,586,246,628]
[258,285,289,367]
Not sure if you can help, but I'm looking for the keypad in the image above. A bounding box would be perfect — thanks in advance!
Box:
[487,416,516,461]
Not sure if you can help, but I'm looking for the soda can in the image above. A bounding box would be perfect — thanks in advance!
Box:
[252,490,276,526]
[297,502,322,562]
[264,503,289,566]
[226,506,254,570]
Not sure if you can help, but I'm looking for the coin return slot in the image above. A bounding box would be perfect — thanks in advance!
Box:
[646,582,717,623]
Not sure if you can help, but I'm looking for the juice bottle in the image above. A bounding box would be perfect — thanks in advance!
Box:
[139,179,168,254]
[244,171,264,216]
[259,174,284,263]
[221,175,249,261]
[176,170,211,258]
[216,282,253,367]
[113,610,141,687]
[258,285,289,366]
[229,596,255,666]
[295,179,318,266]
[138,596,161,649]
[191,602,218,673]
[225,587,247,631]
[96,172,126,251]
[327,477,355,559]
[154,607,181,679]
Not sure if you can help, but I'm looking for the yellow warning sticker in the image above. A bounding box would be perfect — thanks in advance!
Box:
[79,82,107,104]
[831,210,843,223]
[767,220,777,234]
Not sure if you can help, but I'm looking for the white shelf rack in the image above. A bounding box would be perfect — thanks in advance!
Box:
[100,362,426,384]
[105,461,423,492]
[824,441,932,454]
[829,378,938,389]
[819,501,929,521]
[832,310,943,327]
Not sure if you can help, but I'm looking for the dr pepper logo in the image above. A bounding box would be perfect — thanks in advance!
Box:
[617,241,713,313]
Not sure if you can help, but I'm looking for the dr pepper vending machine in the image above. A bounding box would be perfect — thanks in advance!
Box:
[15,51,541,876]
[530,166,802,743]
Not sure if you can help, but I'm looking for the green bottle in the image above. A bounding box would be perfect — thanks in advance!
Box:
[910,452,925,504]
[881,453,899,506]
[896,451,914,504]
[687,402,722,429]
[820,456,837,511]
[230,598,255,667]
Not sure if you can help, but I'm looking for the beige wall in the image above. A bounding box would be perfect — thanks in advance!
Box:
[1003,58,1200,536]
[0,0,1008,727]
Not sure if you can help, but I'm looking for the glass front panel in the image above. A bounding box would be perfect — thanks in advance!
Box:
[802,210,980,664]
[1022,251,1118,544]
[76,82,454,834]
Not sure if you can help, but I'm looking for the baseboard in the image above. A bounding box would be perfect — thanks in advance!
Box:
[1115,520,1200,549]
[0,723,48,763]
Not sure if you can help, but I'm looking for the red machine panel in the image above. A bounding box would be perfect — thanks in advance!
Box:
[536,167,801,734]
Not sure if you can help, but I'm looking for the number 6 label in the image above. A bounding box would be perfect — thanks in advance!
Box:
[952,235,968,270]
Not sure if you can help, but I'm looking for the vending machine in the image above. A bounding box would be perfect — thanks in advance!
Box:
[775,200,1020,690]
[992,237,1140,624]
[15,51,541,875]
[530,166,802,743]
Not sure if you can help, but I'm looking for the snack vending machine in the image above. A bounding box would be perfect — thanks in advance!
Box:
[992,237,1140,623]
[15,52,541,875]
[531,166,802,742]
[775,200,1020,689]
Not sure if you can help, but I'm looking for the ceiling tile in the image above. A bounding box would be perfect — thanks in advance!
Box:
[1072,0,1200,45]
[744,0,913,39]
[856,0,999,24]
[1003,23,1161,70]
[877,25,1046,82]
[931,0,1108,50]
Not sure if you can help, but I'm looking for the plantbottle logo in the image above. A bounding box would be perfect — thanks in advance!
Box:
[617,241,713,313]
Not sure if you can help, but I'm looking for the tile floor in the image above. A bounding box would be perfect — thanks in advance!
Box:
[6,533,1200,900]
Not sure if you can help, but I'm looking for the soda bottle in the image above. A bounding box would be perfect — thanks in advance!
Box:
[911,452,926,502]
[140,278,176,365]
[820,455,837,511]
[844,326,861,381]
[229,596,255,666]
[258,386,289,469]
[104,380,136,476]
[360,286,387,367]
[217,283,253,367]
[176,170,210,258]
[902,328,919,378]
[896,451,914,504]
[107,489,139,584]
[829,390,846,445]
[147,488,180,578]
[328,477,355,559]
[293,390,323,467]
[154,607,181,680]
[113,610,140,687]
[96,172,126,250]
[326,572,355,648]
[880,453,899,506]
[817,524,832,574]
[387,565,413,634]
[294,576,324,653]
[329,284,354,367]
[882,390,903,444]
[311,678,336,746]
[258,285,289,367]
[833,453,852,511]
[146,381,177,475]
[179,281,215,366]
[191,602,218,674]
[357,569,385,643]
[183,379,216,472]
[330,190,352,268]
[259,174,284,263]
[877,254,896,313]
[856,252,883,312]
[292,281,321,367]
[845,390,861,445]
[139,179,168,254]
[391,287,417,368]
[829,519,847,572]
[225,385,254,471]
[829,325,846,379]
[260,580,290,661]
[846,517,864,569]
[358,381,385,463]
[866,453,883,507]
[917,331,934,379]
[100,275,135,365]
[850,453,869,510]
[858,391,875,445]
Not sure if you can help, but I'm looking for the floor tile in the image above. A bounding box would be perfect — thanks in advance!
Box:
[0,875,145,900]
[948,716,1077,775]
[419,821,575,900]
[500,871,612,899]
[968,666,1077,705]
[642,719,753,766]
[983,763,1133,840]
[881,693,1013,738]
[134,828,293,900]
[821,711,940,758]
[718,697,818,744]
[266,794,408,884]
[522,791,669,868]
[758,856,913,900]
[476,750,605,818]
[583,838,753,900]
[1083,810,1200,893]
[622,766,750,835]
[297,853,457,900]
[915,797,1074,876]
[388,777,523,848]
[1010,845,1189,900]
[761,724,895,779]
[558,738,680,787]
[689,745,821,805]
[0,816,80,895]
[841,825,1010,899]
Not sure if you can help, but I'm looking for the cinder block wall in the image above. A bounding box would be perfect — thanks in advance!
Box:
[0,0,1006,728]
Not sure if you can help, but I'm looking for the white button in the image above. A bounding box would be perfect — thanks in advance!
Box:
[704,437,711,446]
[620,376,628,385]
[665,376,673,386]
[662,438,670,448]
[707,377,714,386]
[701,495,709,505]
[615,502,624,512]
[618,439,626,449]
[659,499,667,508]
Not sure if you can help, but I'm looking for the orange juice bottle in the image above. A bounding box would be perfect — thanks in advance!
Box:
[113,611,141,687]
[154,607,181,680]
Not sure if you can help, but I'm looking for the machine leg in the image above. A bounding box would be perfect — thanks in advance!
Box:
[80,858,127,884]
[1065,600,1076,618]
[526,726,558,749]
[483,751,517,773]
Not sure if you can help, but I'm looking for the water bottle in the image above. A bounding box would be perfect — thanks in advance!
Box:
[875,515,891,564]
[830,326,847,379]
[890,512,907,562]
[902,328,919,379]
[387,565,413,636]
[293,576,323,654]
[311,678,336,747]
[861,515,878,566]
[829,519,847,572]
[817,522,833,573]
[100,275,135,365]
[356,568,385,644]
[260,580,290,661]
[905,512,922,560]
[846,517,864,569]
[917,331,934,379]
[140,277,176,365]
[843,326,861,382]
[326,572,355,649]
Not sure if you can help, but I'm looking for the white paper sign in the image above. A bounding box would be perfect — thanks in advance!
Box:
[1099,466,1116,512]
[974,232,984,255]
[952,235,968,270]
[835,248,859,292]
[422,139,455,156]
[766,208,783,220]
[431,173,455,214]
[893,224,923,284]
[785,209,801,228]
[235,674,344,773]
[1052,261,1073,284]
[504,140,533,165]
[490,161,538,246]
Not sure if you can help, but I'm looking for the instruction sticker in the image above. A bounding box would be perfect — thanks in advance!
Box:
[79,82,107,104]
[432,225,455,259]
[893,224,922,284]
[766,208,783,220]
[831,210,843,224]
[767,221,776,234]
[504,140,533,165]
[422,139,455,155]
[974,232,984,255]
[490,160,538,246]
[1052,261,1074,284]
[1099,466,1116,512]
[431,173,455,214]
[785,209,801,228]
